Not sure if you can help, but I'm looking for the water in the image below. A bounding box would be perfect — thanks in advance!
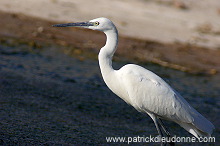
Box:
[0,43,219,145]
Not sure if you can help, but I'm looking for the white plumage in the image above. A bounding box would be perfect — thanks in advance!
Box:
[53,17,214,140]
[115,64,214,138]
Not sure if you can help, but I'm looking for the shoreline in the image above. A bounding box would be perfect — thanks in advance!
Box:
[0,11,220,75]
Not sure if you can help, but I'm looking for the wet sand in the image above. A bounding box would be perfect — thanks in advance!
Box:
[0,11,220,145]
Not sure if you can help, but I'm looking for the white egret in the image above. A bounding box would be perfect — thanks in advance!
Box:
[53,18,214,144]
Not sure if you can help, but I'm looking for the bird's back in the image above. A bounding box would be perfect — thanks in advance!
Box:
[115,64,214,137]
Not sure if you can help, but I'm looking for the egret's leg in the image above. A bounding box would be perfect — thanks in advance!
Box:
[153,118,165,146]
[158,119,175,146]
[148,114,165,146]
[158,119,171,137]
[154,118,164,137]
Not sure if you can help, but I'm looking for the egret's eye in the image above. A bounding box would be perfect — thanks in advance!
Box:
[94,21,100,26]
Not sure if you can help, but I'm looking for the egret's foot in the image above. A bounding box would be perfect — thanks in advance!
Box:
[160,141,174,146]
[156,135,165,146]
[157,135,175,146]
[160,141,167,146]
[168,141,175,146]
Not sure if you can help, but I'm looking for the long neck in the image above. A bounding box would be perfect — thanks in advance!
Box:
[98,28,118,77]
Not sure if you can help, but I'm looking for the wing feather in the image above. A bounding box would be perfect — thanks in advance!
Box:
[117,64,195,123]
[114,64,214,135]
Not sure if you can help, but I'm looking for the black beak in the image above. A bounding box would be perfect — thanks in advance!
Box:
[52,22,94,27]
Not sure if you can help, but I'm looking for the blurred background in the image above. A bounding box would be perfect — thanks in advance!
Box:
[0,0,219,145]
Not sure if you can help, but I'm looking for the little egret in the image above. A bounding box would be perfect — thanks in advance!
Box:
[53,18,214,143]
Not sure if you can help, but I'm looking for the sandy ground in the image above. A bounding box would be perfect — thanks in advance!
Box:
[0,0,220,49]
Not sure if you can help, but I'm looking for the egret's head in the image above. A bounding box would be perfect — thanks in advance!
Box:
[53,17,115,32]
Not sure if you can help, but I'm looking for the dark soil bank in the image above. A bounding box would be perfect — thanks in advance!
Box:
[0,41,219,145]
